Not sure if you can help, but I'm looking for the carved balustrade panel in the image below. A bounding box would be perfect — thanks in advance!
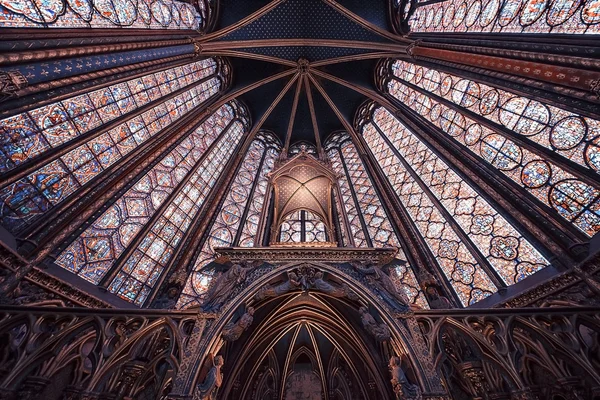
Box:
[416,308,600,400]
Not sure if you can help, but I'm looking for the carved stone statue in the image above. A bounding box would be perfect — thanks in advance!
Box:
[255,271,301,300]
[359,306,391,342]
[389,356,421,400]
[195,355,224,400]
[312,271,358,301]
[424,285,453,310]
[351,261,410,311]
[419,270,453,309]
[202,264,252,311]
[222,307,255,342]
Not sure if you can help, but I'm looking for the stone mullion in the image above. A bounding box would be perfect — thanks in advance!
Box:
[0,54,195,117]
[370,120,507,290]
[1,65,217,189]
[0,38,194,67]
[408,45,600,103]
[335,145,373,248]
[408,32,600,56]
[349,124,463,307]
[0,28,197,41]
[99,118,240,287]
[233,147,267,246]
[330,190,346,246]
[387,91,584,264]
[407,55,599,120]
[24,93,226,263]
[149,123,259,306]
[392,75,600,189]
[333,172,356,247]
[410,53,600,119]
[415,40,600,72]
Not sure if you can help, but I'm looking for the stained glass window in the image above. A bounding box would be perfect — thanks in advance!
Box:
[288,141,318,156]
[107,121,246,305]
[54,103,240,288]
[0,0,207,30]
[325,132,428,309]
[409,0,600,34]
[177,132,281,309]
[387,60,600,236]
[362,106,551,305]
[0,59,220,233]
[278,210,328,243]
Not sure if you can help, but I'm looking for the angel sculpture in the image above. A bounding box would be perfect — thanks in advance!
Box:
[312,271,358,300]
[352,261,410,311]
[255,271,301,300]
[389,356,421,400]
[222,307,255,342]
[202,264,251,311]
[195,355,224,400]
[359,306,391,342]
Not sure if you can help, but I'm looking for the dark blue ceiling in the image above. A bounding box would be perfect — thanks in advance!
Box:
[208,0,400,148]
[216,0,393,43]
[234,46,375,63]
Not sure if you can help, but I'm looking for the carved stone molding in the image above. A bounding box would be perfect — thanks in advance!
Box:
[214,246,398,265]
[498,253,600,308]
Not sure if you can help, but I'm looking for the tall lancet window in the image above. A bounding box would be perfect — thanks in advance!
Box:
[325,132,428,309]
[408,0,600,34]
[385,59,600,237]
[0,0,210,30]
[359,105,551,306]
[177,132,281,310]
[0,58,224,233]
[55,101,248,305]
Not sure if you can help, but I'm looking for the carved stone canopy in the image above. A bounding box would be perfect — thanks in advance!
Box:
[268,151,338,245]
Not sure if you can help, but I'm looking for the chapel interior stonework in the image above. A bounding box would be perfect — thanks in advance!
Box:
[0,0,599,399]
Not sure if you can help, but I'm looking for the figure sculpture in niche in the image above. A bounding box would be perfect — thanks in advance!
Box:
[255,270,302,300]
[352,261,410,311]
[359,306,391,342]
[389,356,422,400]
[222,306,255,341]
[202,263,252,311]
[195,355,224,400]
[419,270,453,309]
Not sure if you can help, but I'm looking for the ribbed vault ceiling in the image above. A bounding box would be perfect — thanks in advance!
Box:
[199,0,408,151]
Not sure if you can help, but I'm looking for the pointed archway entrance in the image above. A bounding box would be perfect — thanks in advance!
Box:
[167,247,448,400]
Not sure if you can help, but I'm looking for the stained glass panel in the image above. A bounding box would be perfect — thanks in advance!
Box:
[409,0,600,34]
[371,107,550,286]
[0,60,219,232]
[325,132,428,308]
[55,103,237,285]
[177,134,281,309]
[107,121,246,305]
[0,0,203,29]
[362,120,497,306]
[388,60,600,236]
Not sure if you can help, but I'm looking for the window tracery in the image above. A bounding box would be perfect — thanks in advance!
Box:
[0,0,209,30]
[386,60,600,236]
[54,102,243,292]
[409,0,600,34]
[177,132,281,309]
[278,210,328,243]
[360,105,552,305]
[0,59,221,233]
[325,132,428,309]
